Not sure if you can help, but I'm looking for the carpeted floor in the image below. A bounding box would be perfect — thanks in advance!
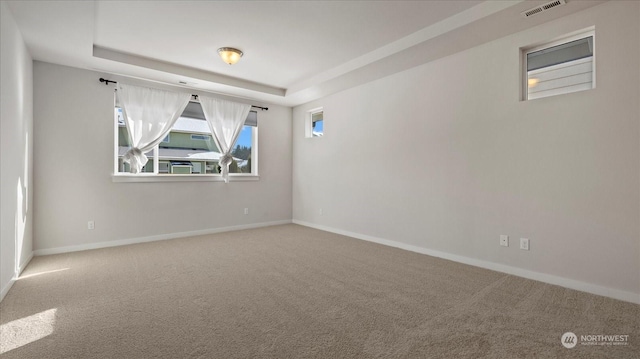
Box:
[1,224,638,358]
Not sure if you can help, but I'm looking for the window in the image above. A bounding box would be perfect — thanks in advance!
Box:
[115,101,258,177]
[190,134,210,141]
[306,108,323,138]
[523,30,594,100]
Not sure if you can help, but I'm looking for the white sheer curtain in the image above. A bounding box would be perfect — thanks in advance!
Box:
[199,97,251,183]
[117,84,191,173]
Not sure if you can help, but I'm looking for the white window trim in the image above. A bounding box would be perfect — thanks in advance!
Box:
[112,174,260,183]
[521,27,595,101]
[305,107,323,138]
[250,126,258,174]
[113,100,120,174]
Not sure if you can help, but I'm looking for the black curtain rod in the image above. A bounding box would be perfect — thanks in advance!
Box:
[99,78,268,111]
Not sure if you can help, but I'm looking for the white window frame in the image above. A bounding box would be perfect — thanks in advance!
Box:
[521,28,595,101]
[113,101,259,183]
[248,125,258,174]
[305,107,323,138]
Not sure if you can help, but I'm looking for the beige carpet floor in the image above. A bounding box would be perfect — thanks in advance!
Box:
[1,224,638,358]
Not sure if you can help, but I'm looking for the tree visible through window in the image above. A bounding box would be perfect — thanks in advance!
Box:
[230,125,254,174]
[115,101,257,175]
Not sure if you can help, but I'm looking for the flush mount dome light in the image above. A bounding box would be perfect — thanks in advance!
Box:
[217,47,243,65]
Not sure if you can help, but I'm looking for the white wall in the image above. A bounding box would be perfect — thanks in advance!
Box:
[0,2,34,301]
[293,1,640,301]
[33,62,292,253]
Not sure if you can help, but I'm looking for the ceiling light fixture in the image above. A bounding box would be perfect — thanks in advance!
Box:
[217,47,243,65]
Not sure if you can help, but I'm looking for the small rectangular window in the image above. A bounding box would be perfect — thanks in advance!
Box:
[523,30,594,100]
[306,108,323,138]
[190,134,211,141]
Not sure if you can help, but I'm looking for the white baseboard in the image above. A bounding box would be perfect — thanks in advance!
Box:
[34,220,292,256]
[293,220,640,305]
[0,278,14,303]
[0,251,34,303]
[19,252,34,275]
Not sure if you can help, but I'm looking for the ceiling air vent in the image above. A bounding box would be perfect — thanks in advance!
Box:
[521,0,566,18]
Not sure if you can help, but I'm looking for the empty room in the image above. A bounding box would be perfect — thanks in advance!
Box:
[1,0,638,357]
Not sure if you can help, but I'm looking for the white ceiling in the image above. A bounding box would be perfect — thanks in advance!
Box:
[5,0,605,107]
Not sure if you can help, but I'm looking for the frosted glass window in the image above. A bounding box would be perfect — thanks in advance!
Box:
[524,32,594,100]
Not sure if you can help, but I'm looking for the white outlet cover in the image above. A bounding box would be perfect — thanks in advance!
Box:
[520,238,530,250]
[500,235,509,247]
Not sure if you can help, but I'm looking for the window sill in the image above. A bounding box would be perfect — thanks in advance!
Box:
[112,174,259,183]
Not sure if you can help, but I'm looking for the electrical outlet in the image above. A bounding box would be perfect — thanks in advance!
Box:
[500,235,509,247]
[520,238,530,251]
[88,221,95,230]
[319,208,323,215]
[244,208,249,215]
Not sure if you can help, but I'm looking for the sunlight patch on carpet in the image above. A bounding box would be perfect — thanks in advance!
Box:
[0,308,57,354]
[18,268,69,280]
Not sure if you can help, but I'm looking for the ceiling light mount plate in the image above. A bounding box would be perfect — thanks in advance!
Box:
[217,47,243,65]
